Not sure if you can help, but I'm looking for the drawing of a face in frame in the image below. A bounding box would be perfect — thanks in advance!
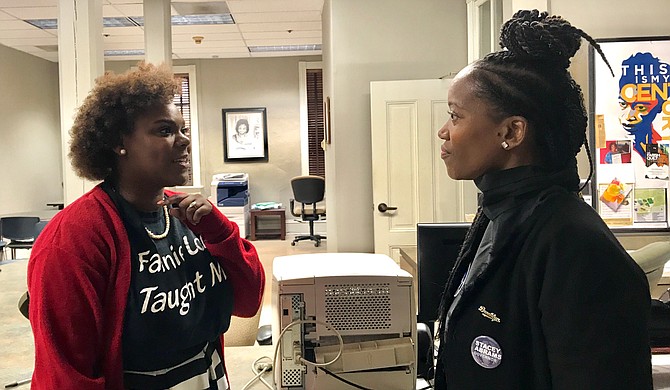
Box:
[618,52,667,157]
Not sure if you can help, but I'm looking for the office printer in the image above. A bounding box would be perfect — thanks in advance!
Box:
[211,173,249,207]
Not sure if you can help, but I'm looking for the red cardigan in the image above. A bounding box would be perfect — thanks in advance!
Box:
[27,185,265,389]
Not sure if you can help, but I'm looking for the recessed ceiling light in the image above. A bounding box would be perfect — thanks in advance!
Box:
[23,13,233,30]
[104,17,141,27]
[24,19,57,29]
[171,14,234,25]
[249,44,322,53]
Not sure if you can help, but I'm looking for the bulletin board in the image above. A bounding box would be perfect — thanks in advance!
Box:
[589,36,670,231]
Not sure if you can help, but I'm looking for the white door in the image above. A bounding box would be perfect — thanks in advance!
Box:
[370,79,477,261]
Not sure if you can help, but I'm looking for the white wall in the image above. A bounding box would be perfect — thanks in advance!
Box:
[322,0,467,252]
[0,45,62,216]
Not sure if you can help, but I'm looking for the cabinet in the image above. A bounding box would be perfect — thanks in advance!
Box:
[249,208,286,240]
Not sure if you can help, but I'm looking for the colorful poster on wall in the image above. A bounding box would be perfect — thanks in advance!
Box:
[590,37,670,230]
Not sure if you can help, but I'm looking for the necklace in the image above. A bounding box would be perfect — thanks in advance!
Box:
[144,205,170,240]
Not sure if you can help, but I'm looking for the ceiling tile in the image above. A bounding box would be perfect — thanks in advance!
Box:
[174,46,249,54]
[242,30,320,40]
[2,6,57,19]
[177,51,250,59]
[233,11,320,24]
[0,0,56,6]
[0,36,57,45]
[109,3,143,16]
[177,47,249,58]
[227,0,324,14]
[102,25,143,36]
[8,44,51,53]
[0,10,15,20]
[103,4,128,17]
[0,27,53,38]
[172,39,245,49]
[238,21,321,33]
[246,37,321,47]
[171,24,239,34]
[102,34,143,43]
[104,41,143,50]
[172,32,242,42]
[105,0,143,4]
[0,0,325,62]
[0,19,39,30]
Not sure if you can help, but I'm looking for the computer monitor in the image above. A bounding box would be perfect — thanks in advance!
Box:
[416,222,470,324]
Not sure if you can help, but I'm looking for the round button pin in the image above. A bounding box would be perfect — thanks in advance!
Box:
[471,335,502,369]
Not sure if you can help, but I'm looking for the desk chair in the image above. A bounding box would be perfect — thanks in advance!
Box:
[628,241,670,298]
[0,216,40,259]
[289,175,326,247]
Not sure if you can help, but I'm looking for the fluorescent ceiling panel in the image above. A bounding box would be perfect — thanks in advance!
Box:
[104,49,144,56]
[248,44,320,52]
[24,13,233,30]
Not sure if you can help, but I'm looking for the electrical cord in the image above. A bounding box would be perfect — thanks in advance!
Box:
[316,366,373,390]
[241,356,274,390]
[271,319,345,388]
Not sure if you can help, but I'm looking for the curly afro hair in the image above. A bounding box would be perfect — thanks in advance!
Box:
[68,62,180,181]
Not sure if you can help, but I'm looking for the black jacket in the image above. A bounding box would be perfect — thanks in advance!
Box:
[435,169,652,389]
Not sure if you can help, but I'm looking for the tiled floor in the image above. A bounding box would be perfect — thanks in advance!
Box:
[0,238,326,388]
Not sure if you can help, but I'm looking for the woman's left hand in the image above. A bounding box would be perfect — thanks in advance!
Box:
[160,194,212,225]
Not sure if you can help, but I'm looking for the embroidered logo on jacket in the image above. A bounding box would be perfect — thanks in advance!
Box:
[478,306,501,323]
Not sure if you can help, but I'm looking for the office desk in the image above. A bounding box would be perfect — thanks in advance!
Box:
[249,208,286,240]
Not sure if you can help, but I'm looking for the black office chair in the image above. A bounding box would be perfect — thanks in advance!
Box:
[289,175,326,247]
[0,216,40,259]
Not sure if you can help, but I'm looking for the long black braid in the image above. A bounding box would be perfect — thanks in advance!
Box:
[435,9,612,338]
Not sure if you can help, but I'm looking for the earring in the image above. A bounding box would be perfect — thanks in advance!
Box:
[501,141,509,150]
[119,149,127,156]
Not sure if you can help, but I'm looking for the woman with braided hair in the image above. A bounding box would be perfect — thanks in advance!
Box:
[434,10,651,389]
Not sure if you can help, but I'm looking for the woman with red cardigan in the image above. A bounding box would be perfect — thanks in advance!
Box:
[28,62,264,389]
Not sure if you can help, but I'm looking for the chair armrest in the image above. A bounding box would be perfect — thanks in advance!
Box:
[289,199,300,217]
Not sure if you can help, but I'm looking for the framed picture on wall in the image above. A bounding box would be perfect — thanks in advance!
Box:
[589,36,670,231]
[222,107,268,162]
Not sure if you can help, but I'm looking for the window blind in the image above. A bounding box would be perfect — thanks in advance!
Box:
[306,68,325,178]
[173,73,193,185]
